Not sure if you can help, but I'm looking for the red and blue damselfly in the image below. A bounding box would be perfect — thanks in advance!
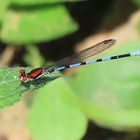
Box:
[19,39,140,83]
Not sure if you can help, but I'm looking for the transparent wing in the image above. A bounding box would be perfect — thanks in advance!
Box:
[55,39,116,66]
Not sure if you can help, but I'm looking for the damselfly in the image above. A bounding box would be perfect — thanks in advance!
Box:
[19,39,140,83]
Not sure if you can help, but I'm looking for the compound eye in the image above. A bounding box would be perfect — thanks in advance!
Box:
[20,75,27,82]
[19,69,23,74]
[19,69,25,75]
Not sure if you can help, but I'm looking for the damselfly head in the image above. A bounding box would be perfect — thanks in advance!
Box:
[19,69,28,83]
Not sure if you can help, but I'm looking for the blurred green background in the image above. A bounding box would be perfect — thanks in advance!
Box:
[1,0,140,140]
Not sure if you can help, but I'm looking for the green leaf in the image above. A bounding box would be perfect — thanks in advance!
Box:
[0,67,60,108]
[137,18,140,35]
[0,67,26,108]
[0,0,10,22]
[69,40,140,130]
[28,78,87,140]
[23,44,45,67]
[131,0,140,6]
[12,0,80,5]
[1,5,78,44]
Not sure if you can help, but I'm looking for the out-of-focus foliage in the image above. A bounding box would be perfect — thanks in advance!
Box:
[23,44,45,67]
[131,0,140,6]
[28,78,87,140]
[69,40,140,130]
[137,19,140,35]
[12,0,79,5]
[0,0,78,44]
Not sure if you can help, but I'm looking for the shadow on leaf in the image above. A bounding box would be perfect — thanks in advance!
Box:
[0,74,61,100]
[21,74,61,90]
